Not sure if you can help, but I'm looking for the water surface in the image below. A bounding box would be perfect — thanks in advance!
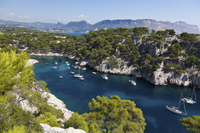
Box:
[32,56,200,133]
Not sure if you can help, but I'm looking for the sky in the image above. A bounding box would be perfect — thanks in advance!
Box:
[0,0,200,28]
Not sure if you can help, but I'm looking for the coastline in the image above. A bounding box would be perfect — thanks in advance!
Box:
[29,52,200,88]
[26,58,74,121]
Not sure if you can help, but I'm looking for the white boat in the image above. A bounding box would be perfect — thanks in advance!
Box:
[92,72,96,74]
[166,93,187,115]
[55,62,58,64]
[82,68,86,70]
[102,74,108,80]
[129,76,136,86]
[53,66,57,69]
[70,71,74,74]
[74,74,83,78]
[181,87,197,104]
[166,105,187,115]
[65,61,68,64]
[66,63,70,65]
[129,80,136,86]
[74,66,78,68]
[74,67,83,78]
[59,76,63,79]
[79,77,84,81]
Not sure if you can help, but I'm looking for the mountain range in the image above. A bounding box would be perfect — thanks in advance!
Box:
[0,19,199,34]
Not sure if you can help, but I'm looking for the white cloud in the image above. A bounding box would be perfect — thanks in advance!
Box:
[0,8,9,11]
[10,13,15,16]
[78,14,85,18]
[56,18,61,21]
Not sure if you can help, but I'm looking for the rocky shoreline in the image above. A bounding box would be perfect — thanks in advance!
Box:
[29,52,200,88]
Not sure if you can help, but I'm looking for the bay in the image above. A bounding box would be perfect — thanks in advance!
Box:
[32,56,200,133]
[62,32,85,36]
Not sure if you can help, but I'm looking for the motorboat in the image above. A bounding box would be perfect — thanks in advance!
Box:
[92,72,96,74]
[70,71,74,74]
[129,76,136,86]
[59,76,63,79]
[102,74,108,80]
[79,77,84,81]
[53,66,57,69]
[55,62,58,64]
[129,80,136,86]
[74,74,83,78]
[82,68,86,70]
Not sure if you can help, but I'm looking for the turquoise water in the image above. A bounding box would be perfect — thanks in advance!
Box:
[32,56,200,133]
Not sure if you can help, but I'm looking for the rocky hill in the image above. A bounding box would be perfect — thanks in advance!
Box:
[0,19,199,34]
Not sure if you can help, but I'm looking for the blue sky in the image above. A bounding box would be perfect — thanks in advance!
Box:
[0,0,200,28]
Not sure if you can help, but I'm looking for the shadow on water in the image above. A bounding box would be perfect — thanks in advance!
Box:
[32,56,198,133]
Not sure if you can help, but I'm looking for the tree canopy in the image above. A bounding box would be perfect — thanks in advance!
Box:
[180,115,200,133]
[65,95,146,133]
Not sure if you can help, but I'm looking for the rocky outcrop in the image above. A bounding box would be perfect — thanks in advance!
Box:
[42,92,73,121]
[26,59,39,67]
[40,124,86,133]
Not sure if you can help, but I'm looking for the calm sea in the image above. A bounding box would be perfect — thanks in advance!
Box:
[32,56,200,133]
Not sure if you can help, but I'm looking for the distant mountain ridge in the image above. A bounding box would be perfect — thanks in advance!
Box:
[0,19,199,34]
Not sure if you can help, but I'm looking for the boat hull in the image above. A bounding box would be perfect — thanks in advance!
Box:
[181,98,196,104]
[166,105,187,115]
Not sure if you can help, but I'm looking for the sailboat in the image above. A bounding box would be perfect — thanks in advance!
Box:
[181,87,197,104]
[102,74,108,80]
[79,69,84,80]
[129,76,136,86]
[166,93,187,115]
[74,67,83,78]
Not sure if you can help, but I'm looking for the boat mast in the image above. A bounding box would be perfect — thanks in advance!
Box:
[178,92,184,110]
[183,101,187,114]
[194,87,197,102]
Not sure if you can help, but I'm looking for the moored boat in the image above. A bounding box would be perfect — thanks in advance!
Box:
[92,72,96,74]
[166,105,187,115]
[166,93,187,115]
[129,80,136,86]
[181,87,197,104]
[70,71,74,74]
[102,74,108,80]
[79,77,84,81]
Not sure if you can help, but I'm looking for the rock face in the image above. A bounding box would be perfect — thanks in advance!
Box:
[16,82,74,121]
[29,52,200,88]
[42,92,73,121]
[40,124,86,133]
[26,59,39,67]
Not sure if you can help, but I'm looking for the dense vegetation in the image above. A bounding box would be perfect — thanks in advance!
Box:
[0,50,64,132]
[65,95,146,133]
[1,26,199,75]
[180,115,200,132]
